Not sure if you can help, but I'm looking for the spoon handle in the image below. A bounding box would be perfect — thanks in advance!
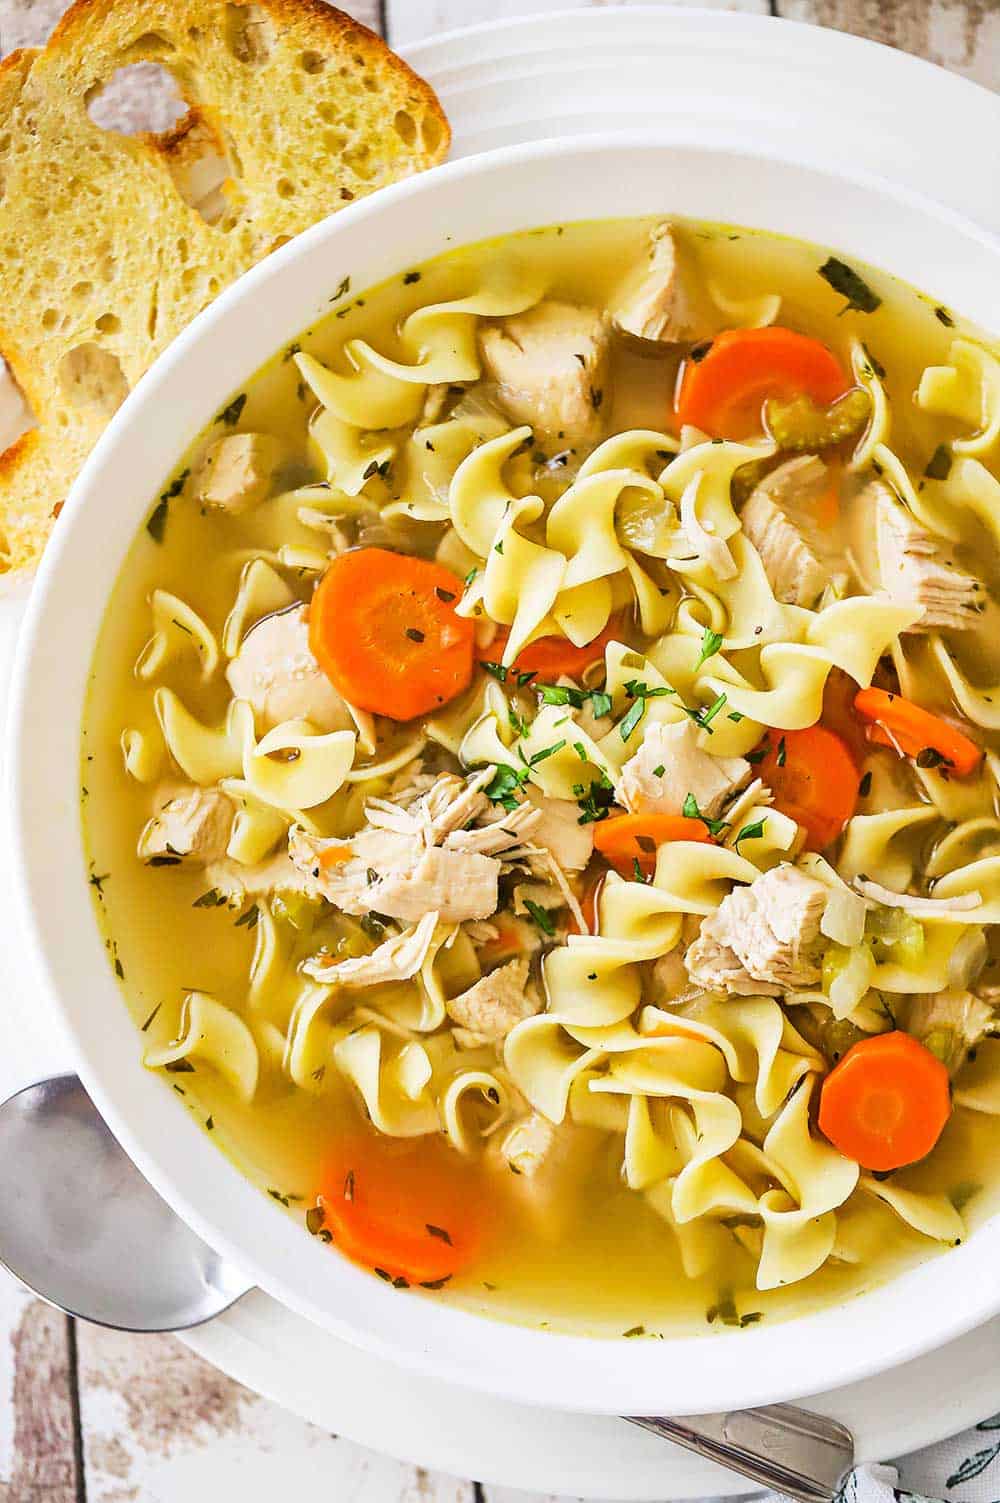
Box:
[628,1404,855,1502]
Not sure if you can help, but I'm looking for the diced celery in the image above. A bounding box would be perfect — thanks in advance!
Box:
[764,387,871,451]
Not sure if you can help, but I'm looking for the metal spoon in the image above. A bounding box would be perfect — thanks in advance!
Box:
[0,1074,252,1330]
[0,1075,855,1498]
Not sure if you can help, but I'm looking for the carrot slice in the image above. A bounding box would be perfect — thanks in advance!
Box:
[309,548,474,722]
[754,725,858,851]
[594,813,713,879]
[480,615,623,680]
[818,1031,952,1171]
[676,327,850,439]
[317,1131,486,1285]
[853,688,982,778]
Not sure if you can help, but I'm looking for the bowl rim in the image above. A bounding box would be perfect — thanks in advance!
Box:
[8,129,1000,1415]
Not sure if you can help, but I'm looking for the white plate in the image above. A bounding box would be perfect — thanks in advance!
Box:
[2,8,1000,1496]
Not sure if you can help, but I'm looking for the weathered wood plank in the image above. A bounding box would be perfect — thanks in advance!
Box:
[387,0,769,48]
[0,1278,80,1503]
[76,1323,477,1503]
[777,0,1000,91]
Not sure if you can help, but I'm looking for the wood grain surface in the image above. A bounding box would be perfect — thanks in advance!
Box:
[0,0,995,1497]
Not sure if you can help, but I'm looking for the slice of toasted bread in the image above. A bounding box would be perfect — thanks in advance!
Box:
[0,0,450,572]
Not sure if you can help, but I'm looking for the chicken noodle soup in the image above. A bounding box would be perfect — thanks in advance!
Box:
[82,217,1000,1336]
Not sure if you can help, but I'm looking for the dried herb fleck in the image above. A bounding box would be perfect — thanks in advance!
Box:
[818,257,882,315]
[216,392,247,427]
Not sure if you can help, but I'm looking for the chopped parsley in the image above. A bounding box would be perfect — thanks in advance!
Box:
[527,739,566,766]
[403,271,421,285]
[425,1223,453,1244]
[485,763,529,811]
[146,467,189,542]
[859,770,873,798]
[735,816,767,848]
[360,912,390,941]
[818,256,882,315]
[193,888,228,909]
[934,305,955,328]
[524,899,556,935]
[331,274,351,301]
[575,775,616,825]
[776,736,787,768]
[682,791,729,839]
[234,903,260,930]
[620,679,674,742]
[216,392,247,427]
[925,444,953,480]
[481,661,508,683]
[631,858,651,884]
[685,691,728,733]
[537,683,612,718]
[405,627,425,643]
[696,627,724,669]
[652,764,665,778]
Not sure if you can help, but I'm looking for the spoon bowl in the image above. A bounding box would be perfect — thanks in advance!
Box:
[0,1074,253,1331]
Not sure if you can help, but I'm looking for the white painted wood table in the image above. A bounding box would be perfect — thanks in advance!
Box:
[0,0,997,1498]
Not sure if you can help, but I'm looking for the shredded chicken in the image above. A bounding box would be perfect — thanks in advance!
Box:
[290,824,500,925]
[445,957,540,1040]
[854,877,982,918]
[906,988,997,1075]
[139,783,233,865]
[192,432,282,513]
[741,456,840,607]
[874,484,981,631]
[620,718,751,820]
[686,864,827,994]
[479,300,610,445]
[205,851,324,904]
[226,605,354,732]
[303,912,438,987]
[611,222,695,344]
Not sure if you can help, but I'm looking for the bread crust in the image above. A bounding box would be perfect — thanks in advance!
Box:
[0,0,450,572]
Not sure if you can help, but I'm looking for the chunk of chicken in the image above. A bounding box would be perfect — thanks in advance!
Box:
[304,912,438,987]
[524,787,594,871]
[874,483,981,631]
[479,300,610,445]
[741,456,840,607]
[289,825,500,926]
[226,605,354,732]
[905,988,997,1075]
[685,864,827,995]
[620,718,751,820]
[445,957,539,1040]
[192,433,283,514]
[611,222,694,345]
[491,1112,600,1237]
[139,783,234,865]
[205,850,325,904]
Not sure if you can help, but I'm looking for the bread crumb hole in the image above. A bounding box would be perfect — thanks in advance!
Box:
[323,130,347,153]
[58,344,129,417]
[96,313,120,335]
[0,360,37,450]
[276,177,296,198]
[124,32,176,57]
[85,63,187,136]
[363,75,378,93]
[317,103,339,124]
[224,4,272,64]
[71,281,93,302]
[41,309,58,331]
[421,115,444,153]
[300,50,325,74]
[393,111,417,147]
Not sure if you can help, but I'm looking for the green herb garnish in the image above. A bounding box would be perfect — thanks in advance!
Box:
[696,627,724,669]
[216,392,247,427]
[925,445,953,480]
[818,257,882,315]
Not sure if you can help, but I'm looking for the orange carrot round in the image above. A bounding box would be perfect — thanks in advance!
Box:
[818,1031,952,1171]
[594,813,713,879]
[676,327,850,439]
[317,1132,485,1286]
[480,615,623,681]
[309,548,474,721]
[755,725,858,851]
[853,688,982,778]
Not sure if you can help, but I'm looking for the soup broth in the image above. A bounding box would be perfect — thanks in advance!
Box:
[82,216,1000,1337]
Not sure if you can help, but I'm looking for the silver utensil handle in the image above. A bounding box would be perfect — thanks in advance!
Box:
[629,1404,854,1503]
